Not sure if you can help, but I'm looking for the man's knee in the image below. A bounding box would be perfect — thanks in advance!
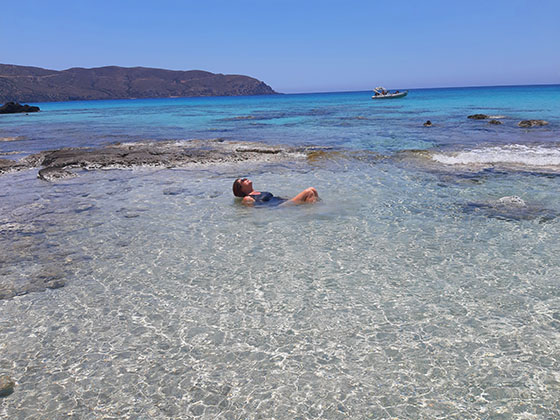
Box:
[304,187,318,201]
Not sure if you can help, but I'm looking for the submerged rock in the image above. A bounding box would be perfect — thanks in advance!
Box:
[163,187,190,196]
[0,102,40,114]
[518,120,548,128]
[463,196,558,222]
[0,266,66,300]
[488,119,502,125]
[34,267,66,290]
[468,114,489,120]
[0,375,15,397]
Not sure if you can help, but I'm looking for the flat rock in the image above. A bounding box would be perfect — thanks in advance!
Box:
[0,101,40,114]
[467,114,489,120]
[518,119,548,127]
[4,139,315,181]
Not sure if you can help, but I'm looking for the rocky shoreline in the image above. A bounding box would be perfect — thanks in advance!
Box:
[0,139,317,181]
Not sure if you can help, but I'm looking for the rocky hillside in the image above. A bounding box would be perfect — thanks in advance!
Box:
[0,64,276,102]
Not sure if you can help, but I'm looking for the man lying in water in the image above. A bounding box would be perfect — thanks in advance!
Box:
[232,178,319,206]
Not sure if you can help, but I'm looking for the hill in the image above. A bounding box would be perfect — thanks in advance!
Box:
[0,64,276,102]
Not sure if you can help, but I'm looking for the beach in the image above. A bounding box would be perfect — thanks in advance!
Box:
[1,86,560,419]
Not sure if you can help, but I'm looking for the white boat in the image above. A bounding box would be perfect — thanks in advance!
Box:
[371,86,408,99]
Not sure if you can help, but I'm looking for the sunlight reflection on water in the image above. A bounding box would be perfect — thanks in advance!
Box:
[1,156,560,418]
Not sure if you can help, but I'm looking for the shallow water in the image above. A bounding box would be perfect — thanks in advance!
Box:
[1,86,560,419]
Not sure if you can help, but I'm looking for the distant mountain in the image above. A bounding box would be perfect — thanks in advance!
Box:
[0,64,277,102]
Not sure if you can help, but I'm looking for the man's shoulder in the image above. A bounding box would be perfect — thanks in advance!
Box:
[242,196,255,205]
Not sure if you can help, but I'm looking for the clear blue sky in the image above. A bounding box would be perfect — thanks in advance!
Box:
[2,0,559,93]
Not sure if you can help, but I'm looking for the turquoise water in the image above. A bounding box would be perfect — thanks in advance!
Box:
[2,85,559,155]
[1,86,560,419]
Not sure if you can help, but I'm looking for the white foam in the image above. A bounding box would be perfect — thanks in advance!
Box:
[0,136,24,142]
[497,196,526,206]
[432,144,560,167]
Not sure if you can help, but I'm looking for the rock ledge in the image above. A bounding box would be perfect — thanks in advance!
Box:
[0,139,318,180]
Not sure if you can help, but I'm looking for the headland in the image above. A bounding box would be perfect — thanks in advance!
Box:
[0,64,276,103]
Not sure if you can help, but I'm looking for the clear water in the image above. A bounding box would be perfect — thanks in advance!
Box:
[1,86,560,419]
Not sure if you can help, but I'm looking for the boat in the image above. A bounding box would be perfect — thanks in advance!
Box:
[371,86,408,99]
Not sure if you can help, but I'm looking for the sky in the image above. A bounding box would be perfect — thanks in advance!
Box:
[2,0,559,93]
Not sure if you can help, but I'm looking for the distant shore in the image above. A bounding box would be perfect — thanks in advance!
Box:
[0,64,277,103]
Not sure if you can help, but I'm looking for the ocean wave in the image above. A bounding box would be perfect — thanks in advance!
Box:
[432,144,560,167]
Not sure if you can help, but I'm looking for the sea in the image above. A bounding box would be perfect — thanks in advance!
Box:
[1,85,559,419]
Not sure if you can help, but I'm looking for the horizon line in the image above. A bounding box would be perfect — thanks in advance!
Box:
[280,82,560,95]
[2,62,558,97]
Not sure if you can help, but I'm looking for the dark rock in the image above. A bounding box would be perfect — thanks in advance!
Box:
[0,64,277,103]
[0,158,26,174]
[467,114,489,119]
[0,101,40,114]
[0,375,15,397]
[423,120,432,127]
[488,119,502,125]
[518,119,548,127]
